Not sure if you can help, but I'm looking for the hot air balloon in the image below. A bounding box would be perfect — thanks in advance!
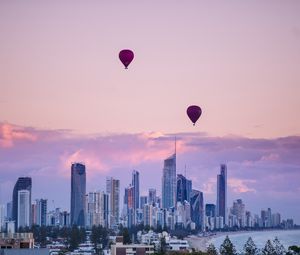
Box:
[187,105,202,125]
[119,49,134,69]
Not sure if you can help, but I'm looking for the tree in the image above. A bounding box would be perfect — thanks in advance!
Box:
[160,236,167,255]
[207,243,218,255]
[273,237,286,255]
[287,245,300,255]
[156,225,163,233]
[91,225,101,250]
[69,225,80,251]
[219,236,237,255]
[243,237,258,255]
[122,228,131,244]
[39,225,48,247]
[79,227,86,243]
[262,240,276,255]
[91,225,109,252]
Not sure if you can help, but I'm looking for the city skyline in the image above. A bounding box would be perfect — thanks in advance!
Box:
[0,124,299,222]
[1,162,294,231]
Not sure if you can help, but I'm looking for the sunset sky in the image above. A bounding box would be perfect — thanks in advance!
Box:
[0,1,300,223]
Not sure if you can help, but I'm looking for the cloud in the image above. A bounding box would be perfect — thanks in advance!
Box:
[260,153,279,162]
[60,149,109,179]
[228,178,257,193]
[0,123,37,148]
[201,177,216,195]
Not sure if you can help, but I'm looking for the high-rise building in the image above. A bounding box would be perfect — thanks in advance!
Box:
[125,185,134,210]
[132,170,140,209]
[17,190,30,228]
[6,201,12,221]
[261,210,267,227]
[175,201,191,229]
[12,177,32,230]
[85,191,109,228]
[267,208,272,228]
[143,204,153,227]
[217,164,227,225]
[70,163,86,226]
[231,199,245,228]
[123,184,138,228]
[106,177,120,227]
[205,204,216,231]
[155,197,162,208]
[47,208,61,226]
[0,205,5,232]
[190,189,204,230]
[186,179,192,202]
[140,196,148,209]
[148,189,156,206]
[31,202,37,225]
[246,211,253,228]
[176,174,192,204]
[205,204,216,217]
[60,211,70,227]
[162,153,176,209]
[272,213,281,227]
[35,199,47,226]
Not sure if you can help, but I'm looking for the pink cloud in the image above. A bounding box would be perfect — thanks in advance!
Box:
[201,177,216,195]
[0,123,37,148]
[60,149,109,179]
[228,178,257,193]
[260,153,279,162]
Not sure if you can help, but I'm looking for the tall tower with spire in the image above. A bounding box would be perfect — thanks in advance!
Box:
[217,164,227,225]
[161,137,177,208]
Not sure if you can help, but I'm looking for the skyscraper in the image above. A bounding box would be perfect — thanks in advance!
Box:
[124,185,134,210]
[70,163,86,226]
[186,179,192,203]
[36,199,47,226]
[12,177,32,230]
[231,199,245,227]
[143,203,153,227]
[267,208,272,228]
[85,191,109,228]
[106,177,120,227]
[205,204,216,217]
[132,170,140,209]
[140,196,148,209]
[6,201,12,221]
[0,205,6,232]
[162,153,176,209]
[190,189,204,230]
[176,174,192,203]
[17,190,30,228]
[148,189,156,206]
[261,210,267,227]
[217,164,227,225]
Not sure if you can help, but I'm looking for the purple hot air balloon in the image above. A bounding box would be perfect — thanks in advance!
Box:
[119,49,134,69]
[187,105,202,126]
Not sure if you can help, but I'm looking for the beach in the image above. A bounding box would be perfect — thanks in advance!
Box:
[185,232,226,252]
[185,230,300,252]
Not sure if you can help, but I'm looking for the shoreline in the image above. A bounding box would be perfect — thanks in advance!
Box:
[185,229,300,252]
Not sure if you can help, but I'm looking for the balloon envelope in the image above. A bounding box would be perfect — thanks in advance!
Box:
[187,105,202,125]
[119,49,134,69]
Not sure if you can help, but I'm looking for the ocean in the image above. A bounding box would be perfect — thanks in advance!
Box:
[210,229,300,253]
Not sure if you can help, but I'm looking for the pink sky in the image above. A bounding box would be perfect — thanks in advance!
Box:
[0,1,299,137]
[0,1,300,223]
